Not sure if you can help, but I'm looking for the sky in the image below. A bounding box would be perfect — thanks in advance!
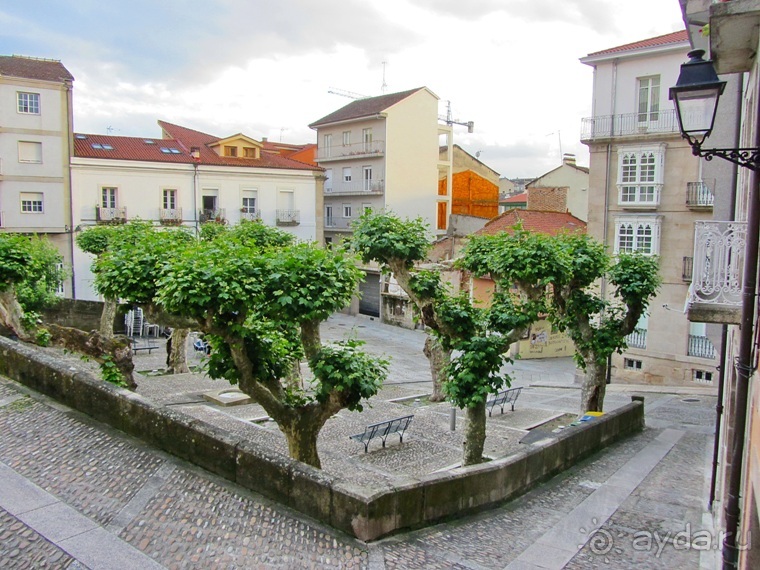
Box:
[0,0,686,179]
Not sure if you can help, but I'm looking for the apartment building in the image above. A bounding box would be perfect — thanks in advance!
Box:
[526,154,589,222]
[71,121,322,299]
[0,55,75,294]
[309,87,453,316]
[580,30,720,387]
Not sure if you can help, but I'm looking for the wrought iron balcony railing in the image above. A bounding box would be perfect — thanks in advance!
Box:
[241,210,261,221]
[324,180,385,195]
[686,181,715,208]
[324,216,355,231]
[316,140,385,161]
[276,209,300,226]
[97,206,127,224]
[580,109,680,141]
[159,208,183,225]
[688,335,716,359]
[625,328,647,349]
[689,221,746,308]
[199,208,226,223]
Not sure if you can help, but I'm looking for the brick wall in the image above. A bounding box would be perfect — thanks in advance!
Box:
[527,187,568,213]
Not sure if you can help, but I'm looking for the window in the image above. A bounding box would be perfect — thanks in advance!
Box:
[625,313,648,349]
[55,263,65,296]
[17,92,40,114]
[159,147,181,154]
[614,216,661,255]
[102,187,117,209]
[242,193,257,213]
[363,166,373,191]
[624,358,643,371]
[362,203,372,214]
[362,128,373,151]
[693,369,713,384]
[343,204,352,218]
[20,192,43,213]
[637,76,660,123]
[162,189,177,210]
[323,134,332,157]
[91,143,113,150]
[617,146,663,206]
[224,146,238,157]
[243,147,257,158]
[342,131,351,146]
[343,167,352,182]
[18,141,42,163]
[324,169,333,191]
[437,201,448,230]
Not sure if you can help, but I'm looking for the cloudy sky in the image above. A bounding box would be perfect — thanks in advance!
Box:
[1,0,686,178]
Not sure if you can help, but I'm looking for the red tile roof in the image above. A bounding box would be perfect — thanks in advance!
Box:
[586,30,689,58]
[500,194,528,204]
[309,87,426,128]
[0,55,74,82]
[475,209,586,237]
[73,121,319,171]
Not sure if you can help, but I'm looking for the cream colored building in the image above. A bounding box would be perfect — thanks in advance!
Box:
[0,55,75,295]
[309,87,453,317]
[580,30,719,388]
[526,154,589,221]
[71,122,322,300]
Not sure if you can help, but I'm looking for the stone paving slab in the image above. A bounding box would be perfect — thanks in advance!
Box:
[0,507,77,569]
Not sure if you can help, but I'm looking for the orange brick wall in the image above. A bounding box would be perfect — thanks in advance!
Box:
[527,187,568,213]
[440,171,499,219]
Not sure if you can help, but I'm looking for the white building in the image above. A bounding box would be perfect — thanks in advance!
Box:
[0,55,75,294]
[71,121,322,300]
[309,87,453,316]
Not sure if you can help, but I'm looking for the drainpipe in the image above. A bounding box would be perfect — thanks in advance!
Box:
[722,88,760,570]
[64,79,76,299]
[190,148,200,236]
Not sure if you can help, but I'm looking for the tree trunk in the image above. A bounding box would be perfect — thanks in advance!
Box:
[167,328,190,373]
[423,335,450,402]
[463,400,487,466]
[100,297,118,338]
[279,415,323,469]
[0,288,33,341]
[580,359,607,414]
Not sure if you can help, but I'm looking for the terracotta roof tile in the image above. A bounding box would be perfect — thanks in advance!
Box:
[586,30,689,58]
[500,194,528,204]
[475,209,586,237]
[0,55,74,82]
[309,88,426,128]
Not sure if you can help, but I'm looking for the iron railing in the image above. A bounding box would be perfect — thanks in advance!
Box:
[241,210,261,221]
[276,209,300,225]
[686,180,715,208]
[199,208,226,223]
[97,206,127,223]
[316,140,385,161]
[689,221,746,307]
[625,328,647,349]
[325,180,385,195]
[324,216,355,231]
[688,335,716,359]
[580,109,680,141]
[159,208,182,224]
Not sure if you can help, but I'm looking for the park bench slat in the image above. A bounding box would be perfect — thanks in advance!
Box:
[350,414,414,453]
[486,387,522,417]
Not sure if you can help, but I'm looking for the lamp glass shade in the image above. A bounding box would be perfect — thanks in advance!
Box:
[672,86,721,137]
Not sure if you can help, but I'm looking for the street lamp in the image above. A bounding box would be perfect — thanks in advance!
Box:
[670,49,760,171]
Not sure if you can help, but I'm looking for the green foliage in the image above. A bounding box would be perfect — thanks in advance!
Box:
[311,340,388,412]
[0,234,33,292]
[100,355,128,387]
[0,234,64,312]
[35,327,51,347]
[199,221,229,242]
[443,335,511,408]
[350,211,430,267]
[409,269,445,300]
[226,220,295,249]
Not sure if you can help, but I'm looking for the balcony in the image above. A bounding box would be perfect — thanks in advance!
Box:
[199,208,226,223]
[159,208,183,225]
[325,216,356,232]
[688,335,717,359]
[580,109,680,142]
[316,140,385,162]
[683,256,694,282]
[325,180,385,196]
[241,209,261,222]
[276,209,300,226]
[686,181,715,209]
[625,328,647,350]
[96,206,127,224]
[687,221,746,324]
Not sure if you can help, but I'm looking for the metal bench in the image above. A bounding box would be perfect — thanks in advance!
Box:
[486,387,522,417]
[131,336,159,354]
[349,415,414,453]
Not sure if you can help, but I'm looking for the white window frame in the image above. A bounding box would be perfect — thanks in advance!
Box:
[343,203,352,218]
[624,358,643,371]
[342,131,351,146]
[362,165,373,191]
[616,145,664,207]
[637,75,660,124]
[17,92,40,114]
[101,187,118,209]
[323,134,332,158]
[362,128,373,152]
[693,369,713,384]
[343,167,352,182]
[20,192,44,213]
[324,169,333,191]
[242,193,257,214]
[18,141,42,163]
[162,188,177,210]
[614,215,661,255]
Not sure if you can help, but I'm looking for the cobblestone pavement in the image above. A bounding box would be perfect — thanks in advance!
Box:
[0,314,721,569]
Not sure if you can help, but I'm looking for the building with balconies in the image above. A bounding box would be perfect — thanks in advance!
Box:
[309,87,453,317]
[0,55,75,295]
[70,122,322,300]
[580,30,720,388]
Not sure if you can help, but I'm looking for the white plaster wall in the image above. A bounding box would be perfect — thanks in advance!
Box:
[529,164,589,221]
[0,80,64,131]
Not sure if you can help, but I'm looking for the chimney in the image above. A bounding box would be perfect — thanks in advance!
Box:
[262,137,268,143]
[562,153,576,166]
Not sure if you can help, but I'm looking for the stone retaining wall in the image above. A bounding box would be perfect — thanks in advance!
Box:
[40,299,130,333]
[0,335,644,541]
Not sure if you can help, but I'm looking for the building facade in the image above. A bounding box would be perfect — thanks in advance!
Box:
[0,55,75,295]
[526,154,589,221]
[580,30,720,388]
[71,121,322,300]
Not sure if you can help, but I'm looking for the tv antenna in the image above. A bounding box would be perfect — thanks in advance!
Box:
[381,61,388,94]
[439,100,474,133]
[327,87,370,100]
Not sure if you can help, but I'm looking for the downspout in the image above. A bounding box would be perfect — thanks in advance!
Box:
[64,79,76,298]
[192,158,199,236]
[710,75,743,510]
[722,86,760,570]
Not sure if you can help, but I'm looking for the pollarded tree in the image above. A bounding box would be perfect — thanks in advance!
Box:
[98,222,388,468]
[351,213,547,465]
[463,231,660,414]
